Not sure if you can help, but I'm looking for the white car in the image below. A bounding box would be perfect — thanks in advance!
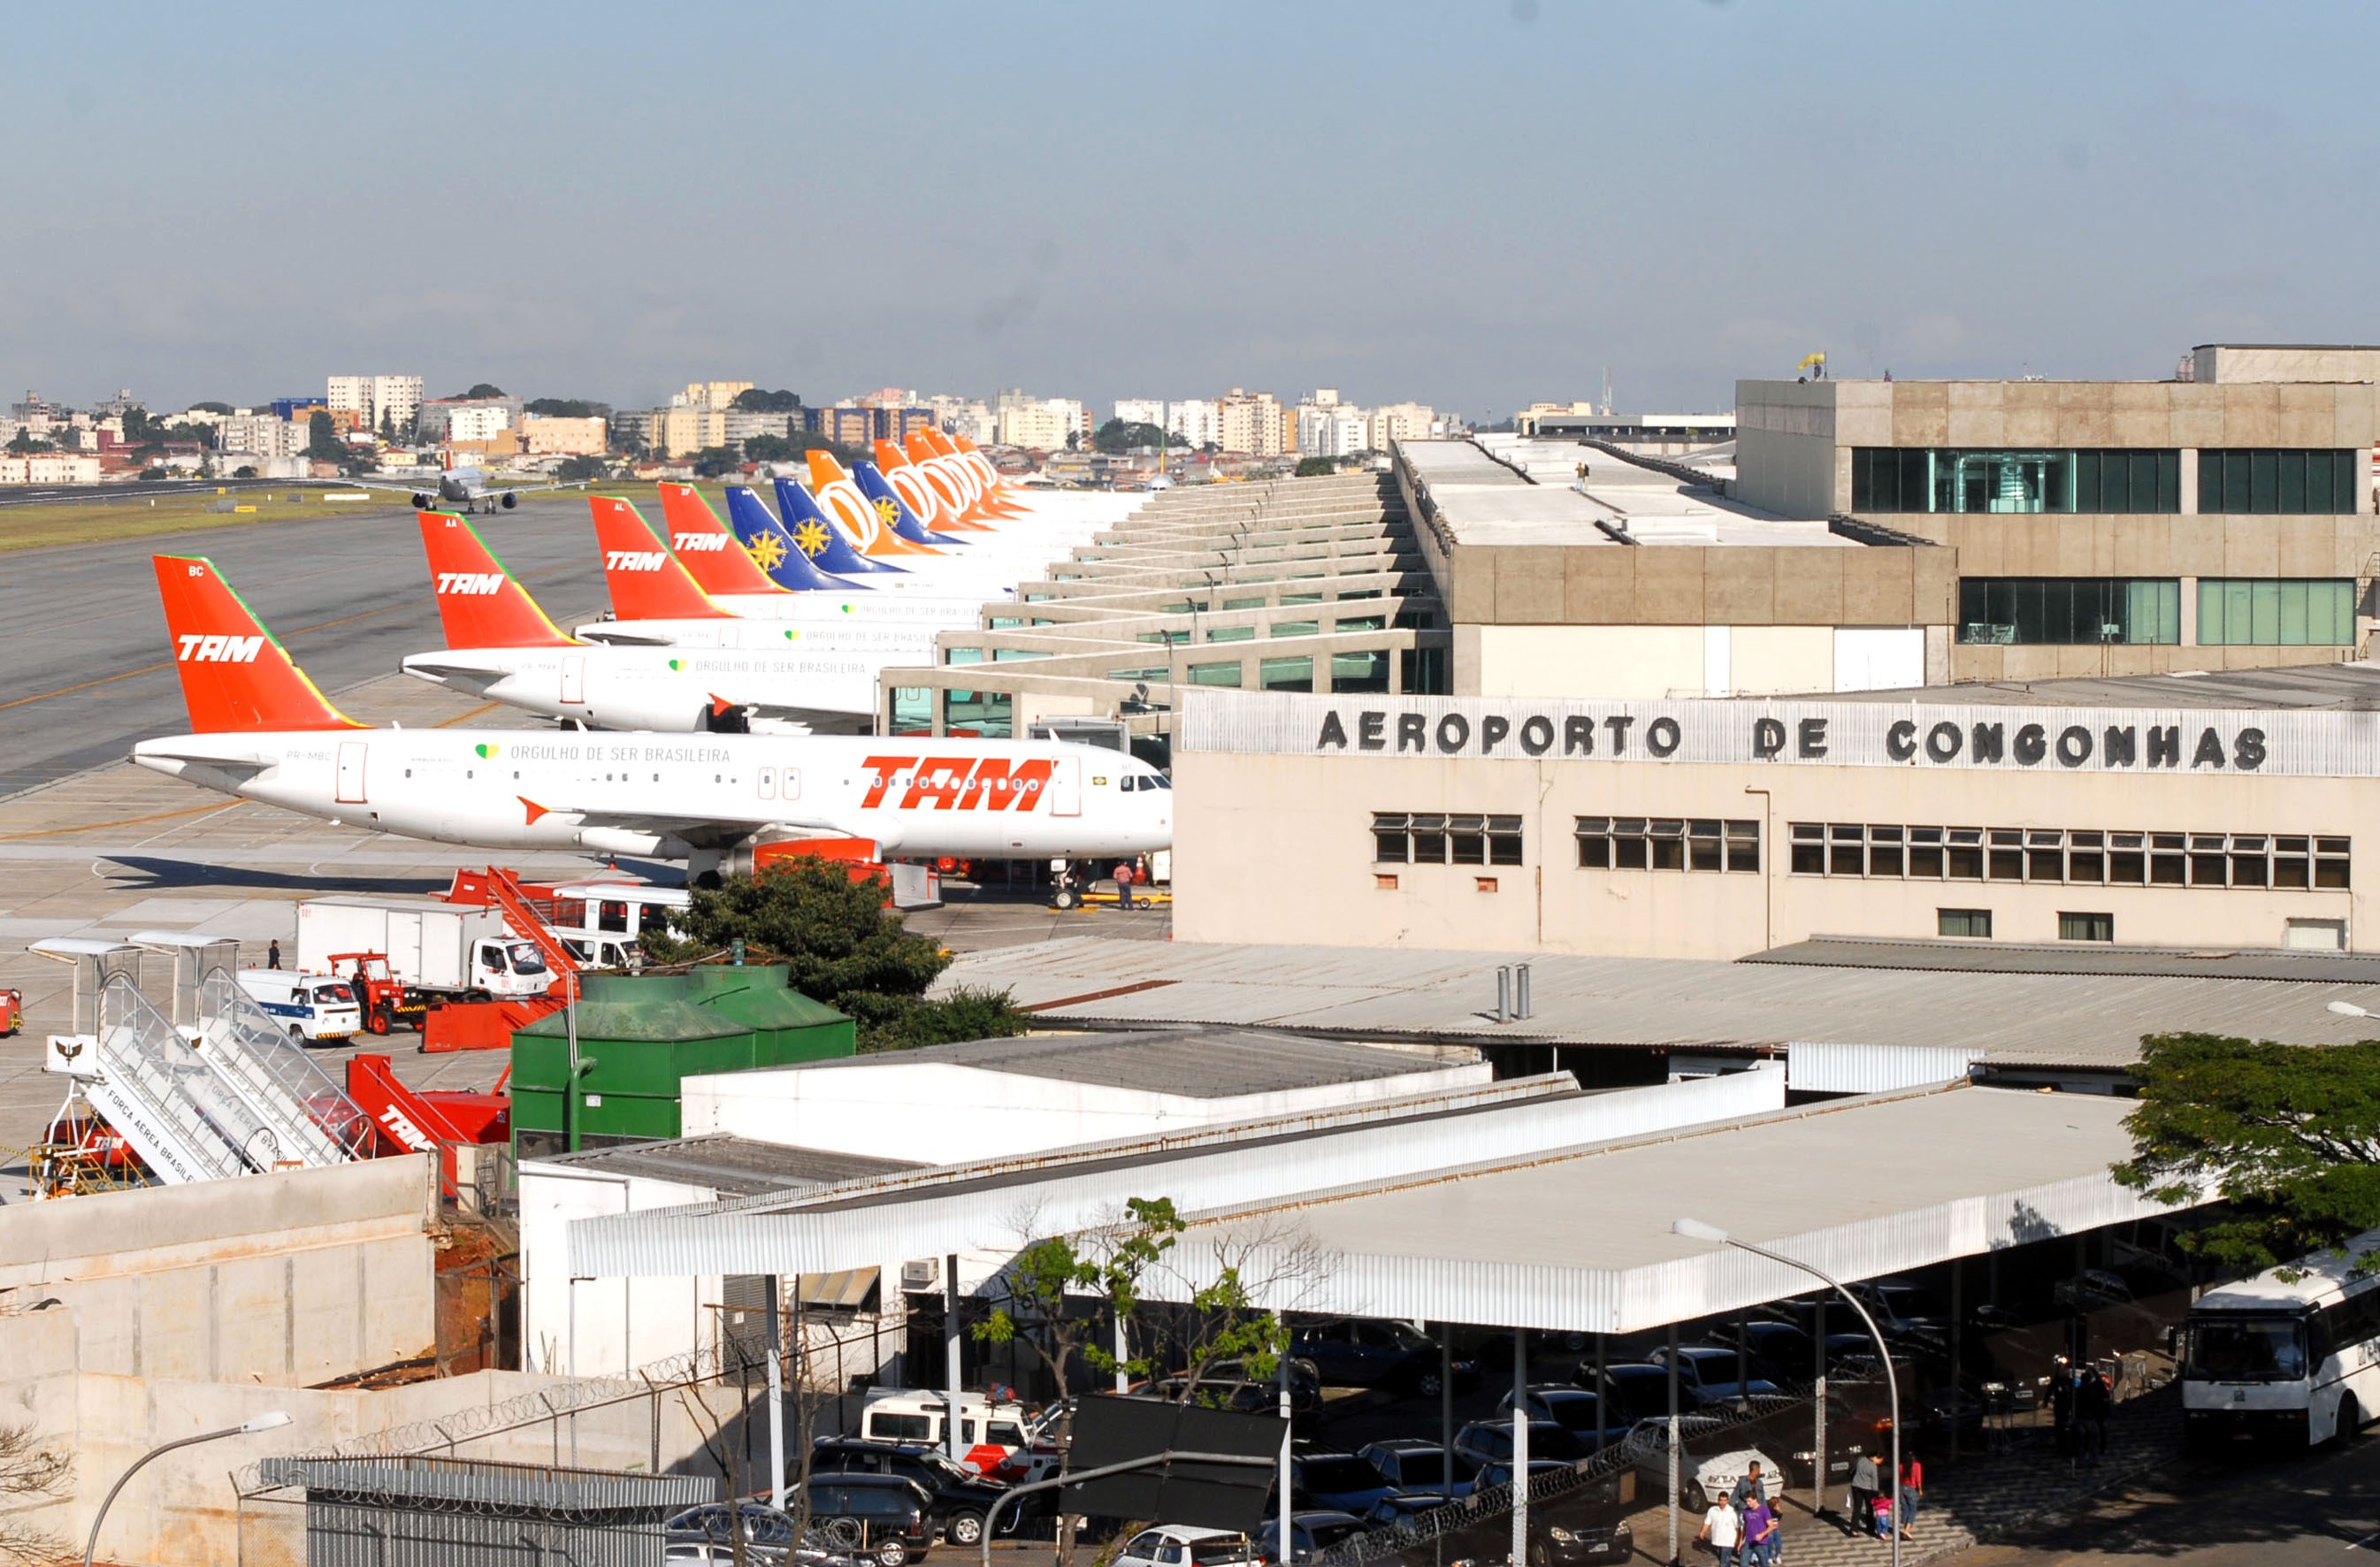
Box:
[1111,1524,1265,1567]
[1620,1417,1785,1513]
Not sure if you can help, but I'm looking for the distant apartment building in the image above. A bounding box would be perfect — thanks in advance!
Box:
[926,394,996,445]
[1218,389,1288,456]
[724,409,796,443]
[1112,399,1167,429]
[520,414,608,456]
[0,453,101,484]
[993,391,1088,451]
[675,380,754,409]
[807,404,875,448]
[216,414,311,459]
[1299,401,1373,458]
[448,404,512,443]
[1367,402,1437,450]
[417,395,524,443]
[654,406,728,457]
[1164,399,1221,450]
[326,374,424,435]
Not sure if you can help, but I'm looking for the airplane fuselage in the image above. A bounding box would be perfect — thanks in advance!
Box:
[402,634,921,731]
[134,730,1172,864]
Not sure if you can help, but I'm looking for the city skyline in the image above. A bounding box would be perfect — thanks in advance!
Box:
[2,2,2375,417]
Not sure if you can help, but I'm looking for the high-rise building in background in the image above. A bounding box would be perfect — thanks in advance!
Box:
[674,380,754,409]
[1218,389,1288,456]
[993,390,1088,451]
[325,374,423,436]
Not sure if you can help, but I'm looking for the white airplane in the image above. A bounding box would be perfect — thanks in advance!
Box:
[334,450,577,515]
[134,554,1173,883]
[402,509,886,734]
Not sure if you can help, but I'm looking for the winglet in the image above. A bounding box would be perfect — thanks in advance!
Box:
[151,556,363,733]
[588,495,730,621]
[519,797,551,826]
[417,511,578,648]
[657,482,787,597]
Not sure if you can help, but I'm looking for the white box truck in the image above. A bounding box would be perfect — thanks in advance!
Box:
[295,897,553,1003]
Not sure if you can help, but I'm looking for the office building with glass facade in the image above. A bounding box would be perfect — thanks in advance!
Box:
[1736,345,2379,681]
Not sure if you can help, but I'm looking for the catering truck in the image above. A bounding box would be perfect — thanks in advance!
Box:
[295,897,555,1005]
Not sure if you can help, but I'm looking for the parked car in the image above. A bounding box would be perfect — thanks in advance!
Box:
[1584,1362,1699,1423]
[665,1502,802,1565]
[804,1473,934,1567]
[1496,1384,1628,1449]
[1468,1457,1576,1494]
[1259,1510,1370,1563]
[1293,1320,1479,1395]
[1151,1357,1323,1415]
[2054,1268,2136,1311]
[1290,1450,1397,1515]
[1733,1392,1869,1489]
[1619,1416,1784,1514]
[1452,1418,1589,1471]
[1716,1320,1825,1387]
[807,1437,1020,1545]
[1648,1343,1783,1408]
[1404,1469,1635,1567]
[1363,1491,1463,1527]
[1355,1439,1477,1496]
[1111,1525,1265,1567]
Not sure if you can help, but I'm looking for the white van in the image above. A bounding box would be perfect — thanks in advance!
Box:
[857,1391,1035,1479]
[237,969,365,1043]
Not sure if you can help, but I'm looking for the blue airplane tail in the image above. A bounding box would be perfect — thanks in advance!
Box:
[856,462,967,547]
[724,484,867,591]
[773,478,904,576]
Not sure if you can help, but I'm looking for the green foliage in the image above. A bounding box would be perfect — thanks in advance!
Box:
[190,400,233,415]
[304,410,344,460]
[1093,419,1168,455]
[233,465,259,478]
[555,455,609,483]
[975,1197,1185,1387]
[456,382,506,399]
[2118,1032,2380,1274]
[731,387,803,412]
[526,397,608,419]
[1294,456,1335,478]
[4,431,51,454]
[743,430,866,468]
[119,406,160,443]
[644,857,1026,1048]
[689,443,743,478]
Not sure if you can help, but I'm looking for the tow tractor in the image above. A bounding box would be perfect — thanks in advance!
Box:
[326,952,422,1036]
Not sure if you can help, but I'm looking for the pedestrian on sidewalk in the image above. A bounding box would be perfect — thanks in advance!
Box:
[1693,1494,1741,1563]
[1848,1450,1879,1536]
[1741,1493,1779,1566]
[2080,1365,2114,1463]
[1896,1455,1924,1539]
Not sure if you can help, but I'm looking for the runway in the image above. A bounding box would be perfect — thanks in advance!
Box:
[0,495,615,798]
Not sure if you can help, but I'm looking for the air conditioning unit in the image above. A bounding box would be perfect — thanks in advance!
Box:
[900,1258,940,1292]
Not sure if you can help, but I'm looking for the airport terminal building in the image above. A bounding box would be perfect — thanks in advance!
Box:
[1172,666,2380,959]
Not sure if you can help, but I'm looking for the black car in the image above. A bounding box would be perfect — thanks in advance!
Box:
[807,1438,1020,1546]
[806,1473,933,1567]
[1496,1384,1628,1449]
[1451,1418,1589,1471]
[1293,1320,1480,1395]
[1288,1450,1397,1515]
[1582,1363,1701,1423]
[667,1502,804,1565]
[1395,1468,1635,1567]
[1355,1439,1477,1496]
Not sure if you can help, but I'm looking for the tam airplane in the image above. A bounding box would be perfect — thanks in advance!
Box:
[133,555,1173,882]
[402,509,884,733]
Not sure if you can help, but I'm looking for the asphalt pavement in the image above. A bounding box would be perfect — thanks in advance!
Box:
[0,494,614,797]
[1947,1434,2380,1565]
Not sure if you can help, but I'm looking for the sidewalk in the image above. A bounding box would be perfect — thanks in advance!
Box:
[1626,1388,2181,1564]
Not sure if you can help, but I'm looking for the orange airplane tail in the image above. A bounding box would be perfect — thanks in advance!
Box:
[588,496,731,620]
[152,555,362,733]
[417,510,577,648]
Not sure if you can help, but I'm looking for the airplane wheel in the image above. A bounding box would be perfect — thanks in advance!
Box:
[1052,889,1077,911]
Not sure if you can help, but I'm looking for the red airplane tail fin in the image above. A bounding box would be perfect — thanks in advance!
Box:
[656,482,784,596]
[152,555,361,733]
[417,510,576,648]
[589,495,729,621]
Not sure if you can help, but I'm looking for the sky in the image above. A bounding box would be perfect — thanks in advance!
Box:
[3,1,2376,422]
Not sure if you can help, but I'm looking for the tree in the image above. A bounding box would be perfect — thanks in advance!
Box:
[1092,419,1168,455]
[190,400,233,415]
[119,406,160,443]
[455,382,506,399]
[233,465,259,478]
[304,410,343,460]
[526,397,608,419]
[2117,1033,2380,1274]
[6,431,52,455]
[731,387,803,413]
[690,443,744,478]
[379,409,396,442]
[0,1418,71,1565]
[742,432,797,463]
[555,455,608,483]
[643,858,1030,1050]
[1294,456,1335,478]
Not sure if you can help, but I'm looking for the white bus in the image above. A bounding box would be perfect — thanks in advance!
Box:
[2183,1229,2380,1450]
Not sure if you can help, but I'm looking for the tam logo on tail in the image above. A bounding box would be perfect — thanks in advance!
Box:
[176,634,264,663]
[436,572,505,596]
[673,532,729,552]
[605,550,669,571]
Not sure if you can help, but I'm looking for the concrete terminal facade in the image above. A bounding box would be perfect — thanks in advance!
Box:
[1171,667,2380,959]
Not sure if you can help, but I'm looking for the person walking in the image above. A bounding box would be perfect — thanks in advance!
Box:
[1848,1450,1879,1536]
[266,939,282,970]
[1694,1493,1741,1564]
[1741,1492,1779,1567]
[1897,1456,1925,1538]
[2080,1366,2114,1463]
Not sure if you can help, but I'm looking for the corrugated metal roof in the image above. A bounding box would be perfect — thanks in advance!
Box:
[533,1135,922,1196]
[793,1027,1474,1097]
[1750,935,2380,983]
[935,935,2380,1067]
[1831,661,2380,712]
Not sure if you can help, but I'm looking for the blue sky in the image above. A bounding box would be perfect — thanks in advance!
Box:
[2,2,2373,419]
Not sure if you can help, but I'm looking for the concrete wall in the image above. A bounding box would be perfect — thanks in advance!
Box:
[1464,624,1921,699]
[1173,747,2371,959]
[2194,345,2380,386]
[1,1304,730,1567]
[0,1156,440,1388]
[1733,379,1844,517]
[1439,538,1952,630]
[676,1057,1492,1164]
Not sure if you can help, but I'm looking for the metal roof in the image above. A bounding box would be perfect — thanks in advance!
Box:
[532,1135,921,1196]
[1831,661,2380,713]
[789,1027,1475,1097]
[1144,1082,2175,1334]
[1749,935,2380,984]
[934,935,2380,1068]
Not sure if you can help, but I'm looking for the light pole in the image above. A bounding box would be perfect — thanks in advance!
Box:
[85,1410,291,1567]
[1672,1218,1902,1566]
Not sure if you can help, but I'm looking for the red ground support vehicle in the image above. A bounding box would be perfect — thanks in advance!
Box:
[0,987,20,1036]
[326,952,422,1036]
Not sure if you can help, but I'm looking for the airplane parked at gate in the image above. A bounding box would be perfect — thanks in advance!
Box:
[134,555,1172,883]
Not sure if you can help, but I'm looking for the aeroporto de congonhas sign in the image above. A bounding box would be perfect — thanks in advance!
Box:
[1180,690,2380,778]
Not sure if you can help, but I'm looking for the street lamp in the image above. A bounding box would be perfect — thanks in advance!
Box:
[1672,1218,1902,1566]
[85,1410,291,1567]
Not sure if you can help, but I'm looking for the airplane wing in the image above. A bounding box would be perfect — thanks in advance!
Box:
[400,655,520,682]
[516,799,894,850]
